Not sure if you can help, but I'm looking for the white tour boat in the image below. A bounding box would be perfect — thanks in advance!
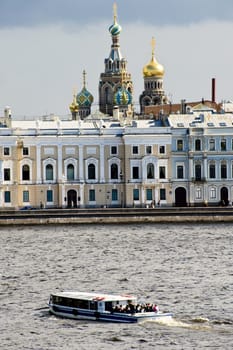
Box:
[48,291,173,323]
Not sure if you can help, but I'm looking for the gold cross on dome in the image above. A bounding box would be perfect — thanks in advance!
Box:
[113,3,117,23]
[151,37,156,56]
[83,69,86,88]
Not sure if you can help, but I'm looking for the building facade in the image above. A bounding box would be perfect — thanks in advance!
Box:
[0,113,172,209]
[169,110,233,206]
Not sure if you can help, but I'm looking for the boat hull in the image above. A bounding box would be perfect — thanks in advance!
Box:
[49,304,172,323]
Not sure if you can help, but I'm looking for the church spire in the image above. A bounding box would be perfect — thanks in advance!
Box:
[113,2,117,24]
[99,4,133,116]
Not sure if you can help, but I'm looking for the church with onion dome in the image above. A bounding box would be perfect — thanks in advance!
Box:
[139,37,168,114]
[98,3,133,116]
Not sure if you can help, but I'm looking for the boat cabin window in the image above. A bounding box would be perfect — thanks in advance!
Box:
[51,296,89,309]
[105,301,113,312]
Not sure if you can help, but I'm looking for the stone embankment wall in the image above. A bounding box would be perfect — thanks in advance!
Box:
[0,207,233,225]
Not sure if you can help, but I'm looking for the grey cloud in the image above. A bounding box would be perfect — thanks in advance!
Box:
[0,0,233,29]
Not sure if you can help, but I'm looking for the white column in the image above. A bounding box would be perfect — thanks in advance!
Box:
[79,145,84,181]
[100,144,105,183]
[36,145,41,183]
[57,144,63,181]
[141,187,145,205]
[203,157,207,179]
[189,158,193,179]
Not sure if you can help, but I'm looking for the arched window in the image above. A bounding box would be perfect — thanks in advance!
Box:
[147,163,154,179]
[111,163,118,179]
[67,164,74,181]
[88,163,95,180]
[22,164,30,180]
[46,164,53,181]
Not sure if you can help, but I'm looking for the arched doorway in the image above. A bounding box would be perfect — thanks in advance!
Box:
[220,187,229,206]
[175,187,187,207]
[67,190,77,208]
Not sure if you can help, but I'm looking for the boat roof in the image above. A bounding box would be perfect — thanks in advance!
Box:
[51,291,136,302]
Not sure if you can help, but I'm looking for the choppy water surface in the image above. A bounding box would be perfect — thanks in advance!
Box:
[1,223,233,349]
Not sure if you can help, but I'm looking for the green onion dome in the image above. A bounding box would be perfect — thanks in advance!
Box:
[109,21,122,36]
[76,87,93,107]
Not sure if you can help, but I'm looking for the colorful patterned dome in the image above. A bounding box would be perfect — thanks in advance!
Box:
[76,70,94,107]
[109,22,122,36]
[114,86,132,106]
[76,87,94,107]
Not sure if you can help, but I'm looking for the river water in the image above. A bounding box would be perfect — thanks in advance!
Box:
[1,223,233,349]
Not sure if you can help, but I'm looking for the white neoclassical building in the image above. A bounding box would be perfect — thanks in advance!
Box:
[169,108,233,206]
[0,109,172,209]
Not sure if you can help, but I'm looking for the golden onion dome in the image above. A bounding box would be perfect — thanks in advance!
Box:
[69,90,79,113]
[143,37,164,78]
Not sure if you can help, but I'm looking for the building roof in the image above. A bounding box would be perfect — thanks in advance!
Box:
[168,112,233,128]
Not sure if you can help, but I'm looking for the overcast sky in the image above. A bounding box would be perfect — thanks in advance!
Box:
[0,0,232,116]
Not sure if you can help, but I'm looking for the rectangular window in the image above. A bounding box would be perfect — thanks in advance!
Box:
[133,189,139,201]
[89,189,95,201]
[195,139,201,151]
[209,139,215,151]
[195,164,201,181]
[146,189,152,201]
[146,145,152,154]
[23,147,29,156]
[232,139,233,151]
[210,187,216,199]
[132,166,139,179]
[159,145,165,154]
[221,164,227,179]
[221,139,226,151]
[4,191,11,203]
[111,146,117,155]
[160,188,166,200]
[112,189,118,201]
[4,147,10,156]
[209,164,216,179]
[47,190,53,202]
[177,140,183,151]
[177,165,184,179]
[23,190,29,202]
[4,168,10,181]
[132,146,138,154]
[195,188,202,199]
[159,166,166,179]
